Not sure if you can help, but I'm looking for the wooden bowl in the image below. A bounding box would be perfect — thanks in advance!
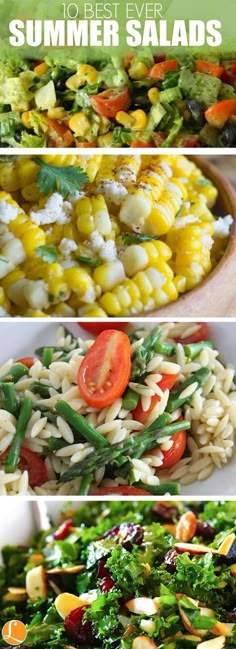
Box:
[148,155,236,317]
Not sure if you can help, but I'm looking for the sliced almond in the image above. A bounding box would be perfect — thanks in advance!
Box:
[218,533,235,556]
[132,637,158,649]
[213,622,234,637]
[126,597,159,615]
[4,587,27,603]
[55,592,85,619]
[26,565,47,601]
[197,636,226,649]
[140,620,156,634]
[141,563,151,575]
[175,543,218,555]
[8,587,27,595]
[46,565,84,574]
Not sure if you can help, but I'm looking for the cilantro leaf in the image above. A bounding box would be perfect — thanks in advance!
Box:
[77,255,102,268]
[36,245,59,263]
[35,158,89,197]
[122,233,159,245]
[196,179,212,186]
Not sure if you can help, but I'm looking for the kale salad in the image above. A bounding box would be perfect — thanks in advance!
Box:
[1,53,236,148]
[0,500,236,648]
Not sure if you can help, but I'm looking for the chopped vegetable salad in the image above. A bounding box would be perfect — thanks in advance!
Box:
[1,54,236,148]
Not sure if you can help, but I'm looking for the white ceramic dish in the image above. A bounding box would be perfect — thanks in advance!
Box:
[0,321,235,497]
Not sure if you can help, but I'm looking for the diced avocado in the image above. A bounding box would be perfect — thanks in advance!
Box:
[35,80,57,110]
[98,58,129,88]
[219,82,236,100]
[146,103,166,130]
[179,68,222,107]
[199,124,221,147]
[159,87,182,104]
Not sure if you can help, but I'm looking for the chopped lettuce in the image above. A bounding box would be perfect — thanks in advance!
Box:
[179,68,222,107]
[0,70,35,110]
[19,132,46,147]
[98,57,129,88]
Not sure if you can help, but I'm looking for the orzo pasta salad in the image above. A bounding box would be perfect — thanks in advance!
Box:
[0,322,235,496]
[0,500,236,648]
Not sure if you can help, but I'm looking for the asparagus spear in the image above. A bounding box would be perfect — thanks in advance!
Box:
[131,326,162,380]
[122,387,140,411]
[0,363,29,383]
[132,481,181,495]
[166,367,210,413]
[58,418,190,483]
[42,347,54,368]
[0,382,18,415]
[4,397,32,472]
[55,400,110,448]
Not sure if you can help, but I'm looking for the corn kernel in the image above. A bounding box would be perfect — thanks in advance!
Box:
[22,226,46,255]
[94,260,125,292]
[64,267,93,296]
[148,88,160,104]
[99,293,121,315]
[34,62,49,76]
[69,113,91,136]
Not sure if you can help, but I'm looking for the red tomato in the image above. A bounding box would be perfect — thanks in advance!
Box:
[77,329,131,408]
[123,54,134,69]
[94,486,151,495]
[221,61,236,85]
[91,87,131,118]
[132,373,179,424]
[78,322,128,335]
[195,60,223,78]
[205,99,236,128]
[0,446,47,488]
[15,356,35,368]
[75,142,94,148]
[148,59,179,80]
[159,429,187,469]
[173,323,209,345]
[47,119,74,147]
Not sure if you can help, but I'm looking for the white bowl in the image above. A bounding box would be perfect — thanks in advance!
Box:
[0,321,235,497]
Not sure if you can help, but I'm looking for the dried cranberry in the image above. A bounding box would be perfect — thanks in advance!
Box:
[97,559,111,579]
[64,605,95,645]
[228,608,236,622]
[164,548,178,573]
[196,520,215,541]
[102,522,144,550]
[152,503,178,523]
[54,519,73,540]
[100,576,116,592]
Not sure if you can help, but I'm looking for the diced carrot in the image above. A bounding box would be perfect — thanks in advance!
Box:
[148,59,179,80]
[205,99,236,128]
[195,60,223,78]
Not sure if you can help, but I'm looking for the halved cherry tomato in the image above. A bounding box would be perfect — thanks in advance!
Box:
[132,373,179,425]
[15,356,35,368]
[78,322,128,335]
[123,54,134,69]
[91,87,131,118]
[78,329,131,408]
[94,486,151,495]
[148,59,179,80]
[205,99,236,128]
[0,446,47,488]
[221,61,236,85]
[54,519,73,540]
[173,323,209,345]
[195,60,223,78]
[159,428,187,469]
[47,118,74,147]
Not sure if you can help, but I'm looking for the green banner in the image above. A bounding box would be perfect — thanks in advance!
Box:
[0,0,235,59]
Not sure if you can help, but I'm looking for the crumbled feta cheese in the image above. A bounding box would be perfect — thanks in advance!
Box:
[213,214,233,238]
[0,200,20,224]
[115,156,141,187]
[183,201,191,210]
[30,193,73,226]
[96,180,128,205]
[59,238,77,257]
[202,234,213,249]
[68,191,85,205]
[90,231,117,262]
[174,215,200,229]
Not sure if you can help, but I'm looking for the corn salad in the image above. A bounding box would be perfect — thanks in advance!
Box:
[0,154,231,317]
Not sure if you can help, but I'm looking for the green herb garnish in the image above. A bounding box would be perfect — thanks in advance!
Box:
[77,255,102,268]
[35,158,89,197]
[35,245,59,263]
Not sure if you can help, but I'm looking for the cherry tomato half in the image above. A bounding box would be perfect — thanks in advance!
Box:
[91,87,131,118]
[78,322,128,335]
[94,486,151,496]
[78,329,131,408]
[159,429,187,469]
[15,356,35,368]
[173,323,209,345]
[0,446,47,488]
[132,372,179,425]
[47,118,74,147]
